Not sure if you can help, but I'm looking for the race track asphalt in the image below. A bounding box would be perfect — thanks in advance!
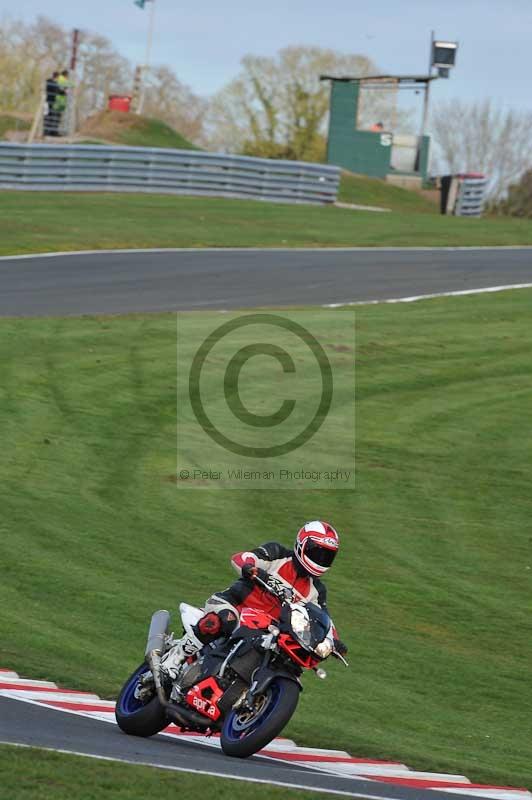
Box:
[0,697,470,800]
[0,247,531,316]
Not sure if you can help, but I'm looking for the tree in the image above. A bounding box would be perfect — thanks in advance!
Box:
[206,46,381,161]
[496,170,532,217]
[75,29,133,126]
[0,17,67,111]
[0,16,206,145]
[0,16,131,124]
[430,99,532,200]
[141,66,208,147]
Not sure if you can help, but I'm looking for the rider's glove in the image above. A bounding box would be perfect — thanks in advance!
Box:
[333,638,348,656]
[242,563,269,583]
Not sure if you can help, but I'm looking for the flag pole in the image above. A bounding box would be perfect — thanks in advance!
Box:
[137,0,155,115]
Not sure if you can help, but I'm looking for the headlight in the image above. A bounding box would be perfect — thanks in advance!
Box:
[291,608,310,636]
[314,639,333,658]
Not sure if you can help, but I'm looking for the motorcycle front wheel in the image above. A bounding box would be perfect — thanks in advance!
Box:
[115,662,167,737]
[220,677,300,758]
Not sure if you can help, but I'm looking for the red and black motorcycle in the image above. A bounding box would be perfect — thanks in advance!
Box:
[115,577,348,757]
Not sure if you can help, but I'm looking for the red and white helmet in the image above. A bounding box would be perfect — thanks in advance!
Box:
[294,521,340,577]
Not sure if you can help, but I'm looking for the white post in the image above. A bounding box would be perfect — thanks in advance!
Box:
[137,0,155,115]
[420,30,434,138]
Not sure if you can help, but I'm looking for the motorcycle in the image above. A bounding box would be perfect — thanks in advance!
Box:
[115,576,348,758]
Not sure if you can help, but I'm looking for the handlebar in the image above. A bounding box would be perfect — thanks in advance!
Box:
[253,573,303,604]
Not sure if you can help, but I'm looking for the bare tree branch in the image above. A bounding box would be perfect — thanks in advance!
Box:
[431,99,532,199]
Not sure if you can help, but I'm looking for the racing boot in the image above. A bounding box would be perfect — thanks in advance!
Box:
[160,630,203,680]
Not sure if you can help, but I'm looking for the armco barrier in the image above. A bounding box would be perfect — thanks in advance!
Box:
[454,175,487,217]
[440,173,487,217]
[0,143,340,205]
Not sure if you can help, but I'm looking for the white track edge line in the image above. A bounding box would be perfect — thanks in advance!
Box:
[0,740,397,800]
[0,689,101,701]
[434,791,532,800]
[322,283,532,307]
[1,245,532,261]
[0,694,125,727]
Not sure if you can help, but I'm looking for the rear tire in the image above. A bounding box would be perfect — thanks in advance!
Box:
[115,662,167,737]
[220,677,300,758]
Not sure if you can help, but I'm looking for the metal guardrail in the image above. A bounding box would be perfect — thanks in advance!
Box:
[0,143,340,205]
[439,173,487,217]
[454,176,487,217]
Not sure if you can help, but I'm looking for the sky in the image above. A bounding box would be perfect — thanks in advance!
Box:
[10,0,532,112]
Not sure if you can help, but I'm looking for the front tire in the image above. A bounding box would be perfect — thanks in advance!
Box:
[115,662,167,737]
[220,677,300,758]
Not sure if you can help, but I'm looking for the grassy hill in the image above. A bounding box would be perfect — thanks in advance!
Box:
[0,289,531,788]
[338,171,438,213]
[78,110,200,150]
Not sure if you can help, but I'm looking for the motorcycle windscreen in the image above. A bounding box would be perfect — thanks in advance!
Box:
[292,603,331,650]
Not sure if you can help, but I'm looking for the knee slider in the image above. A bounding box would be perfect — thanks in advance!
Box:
[196,611,222,640]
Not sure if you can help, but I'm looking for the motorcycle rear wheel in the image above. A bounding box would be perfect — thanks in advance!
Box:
[115,661,167,737]
[220,677,300,758]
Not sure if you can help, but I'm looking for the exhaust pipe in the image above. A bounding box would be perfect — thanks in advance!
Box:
[145,610,172,710]
[164,701,215,731]
[145,610,171,659]
[144,610,213,732]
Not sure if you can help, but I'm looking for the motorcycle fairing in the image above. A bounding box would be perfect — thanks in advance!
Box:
[179,603,204,634]
[278,633,321,669]
[247,663,302,698]
[185,676,224,721]
[239,607,274,630]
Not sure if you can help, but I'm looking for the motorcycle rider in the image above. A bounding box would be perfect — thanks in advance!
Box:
[161,520,347,679]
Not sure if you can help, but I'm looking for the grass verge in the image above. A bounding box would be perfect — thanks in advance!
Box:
[1,190,532,255]
[0,291,530,787]
[0,744,331,800]
[337,172,437,213]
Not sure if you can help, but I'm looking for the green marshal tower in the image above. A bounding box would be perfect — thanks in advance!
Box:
[321,75,433,188]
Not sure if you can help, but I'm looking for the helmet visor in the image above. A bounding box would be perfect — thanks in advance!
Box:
[305,540,337,568]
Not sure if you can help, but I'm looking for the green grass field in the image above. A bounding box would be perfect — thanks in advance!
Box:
[0,745,334,800]
[1,190,532,255]
[0,290,531,788]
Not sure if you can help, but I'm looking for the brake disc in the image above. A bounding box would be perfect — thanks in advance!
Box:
[232,691,270,730]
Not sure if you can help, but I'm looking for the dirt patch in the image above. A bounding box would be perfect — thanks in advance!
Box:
[80,110,139,141]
